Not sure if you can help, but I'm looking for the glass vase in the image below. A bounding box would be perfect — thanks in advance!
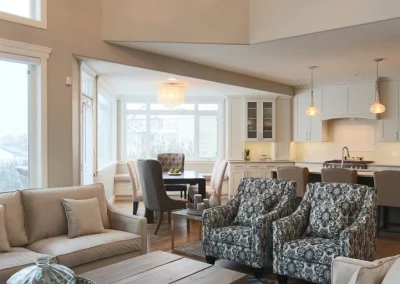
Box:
[7,256,76,284]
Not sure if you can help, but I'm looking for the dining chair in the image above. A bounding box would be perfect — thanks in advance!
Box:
[136,159,187,235]
[157,153,187,198]
[126,160,143,215]
[277,166,309,198]
[321,168,357,184]
[188,158,227,205]
[374,170,400,236]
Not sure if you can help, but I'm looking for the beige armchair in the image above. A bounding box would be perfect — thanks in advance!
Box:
[277,166,309,197]
[321,168,357,184]
[126,161,143,215]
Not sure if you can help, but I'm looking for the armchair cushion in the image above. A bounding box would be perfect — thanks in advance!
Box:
[209,226,253,248]
[233,196,269,227]
[283,237,341,265]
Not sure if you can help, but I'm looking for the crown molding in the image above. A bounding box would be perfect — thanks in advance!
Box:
[0,38,52,59]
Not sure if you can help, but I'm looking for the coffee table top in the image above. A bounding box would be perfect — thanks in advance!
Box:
[80,251,247,284]
[172,209,203,221]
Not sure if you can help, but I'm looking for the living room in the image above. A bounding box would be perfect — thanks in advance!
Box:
[1,1,400,283]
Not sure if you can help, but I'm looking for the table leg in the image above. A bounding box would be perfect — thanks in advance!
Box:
[198,179,206,198]
[187,219,190,232]
[144,208,154,224]
[171,215,175,251]
[199,221,202,240]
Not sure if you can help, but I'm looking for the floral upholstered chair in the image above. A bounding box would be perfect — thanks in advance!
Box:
[202,178,296,278]
[273,182,377,284]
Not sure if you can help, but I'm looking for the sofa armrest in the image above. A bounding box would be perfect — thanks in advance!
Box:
[107,204,147,255]
[331,257,376,284]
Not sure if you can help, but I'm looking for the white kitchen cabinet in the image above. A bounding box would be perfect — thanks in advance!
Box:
[226,98,245,160]
[293,88,327,142]
[347,82,376,118]
[379,81,400,142]
[274,98,292,160]
[321,85,347,119]
[245,99,275,141]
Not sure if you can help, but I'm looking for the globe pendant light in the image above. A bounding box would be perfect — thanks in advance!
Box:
[370,58,386,114]
[305,66,319,116]
[157,83,185,109]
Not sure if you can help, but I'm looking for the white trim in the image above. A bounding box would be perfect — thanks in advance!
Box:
[80,62,97,79]
[0,38,51,59]
[98,78,117,98]
[97,161,118,174]
[0,0,47,29]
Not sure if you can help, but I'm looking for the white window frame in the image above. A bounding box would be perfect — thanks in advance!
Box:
[122,98,225,161]
[0,0,47,29]
[0,38,52,188]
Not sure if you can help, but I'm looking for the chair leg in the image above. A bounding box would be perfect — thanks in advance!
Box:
[376,205,381,237]
[180,191,183,198]
[168,211,171,224]
[154,211,163,235]
[253,267,263,279]
[205,256,216,265]
[133,201,139,215]
[184,189,187,199]
[277,274,288,284]
[383,206,389,229]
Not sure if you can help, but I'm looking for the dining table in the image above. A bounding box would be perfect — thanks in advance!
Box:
[144,170,206,223]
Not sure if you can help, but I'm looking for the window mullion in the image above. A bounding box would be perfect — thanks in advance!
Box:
[194,107,200,160]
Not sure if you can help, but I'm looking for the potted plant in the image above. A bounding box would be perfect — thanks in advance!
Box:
[244,148,250,161]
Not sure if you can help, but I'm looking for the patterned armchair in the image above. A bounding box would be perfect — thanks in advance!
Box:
[273,182,377,284]
[202,178,296,278]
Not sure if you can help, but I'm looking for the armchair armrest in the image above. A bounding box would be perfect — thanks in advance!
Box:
[107,203,147,255]
[331,257,376,284]
[202,202,238,229]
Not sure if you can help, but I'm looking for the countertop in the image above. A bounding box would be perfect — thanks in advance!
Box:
[229,160,294,164]
[294,161,400,167]
[270,167,375,177]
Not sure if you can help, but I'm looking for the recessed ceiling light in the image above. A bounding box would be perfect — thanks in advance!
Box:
[168,77,177,81]
[355,73,363,76]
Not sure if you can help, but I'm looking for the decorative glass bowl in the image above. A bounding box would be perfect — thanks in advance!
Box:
[7,256,90,284]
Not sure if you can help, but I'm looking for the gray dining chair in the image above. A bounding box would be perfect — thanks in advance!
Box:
[136,159,187,235]
[126,160,143,215]
[157,153,187,198]
[321,168,358,184]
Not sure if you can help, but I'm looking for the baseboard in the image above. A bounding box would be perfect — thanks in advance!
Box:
[108,195,116,204]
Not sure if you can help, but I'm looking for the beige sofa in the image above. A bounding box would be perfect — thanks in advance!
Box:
[0,184,147,282]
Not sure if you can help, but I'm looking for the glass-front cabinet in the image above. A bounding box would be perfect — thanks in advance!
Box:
[245,99,275,141]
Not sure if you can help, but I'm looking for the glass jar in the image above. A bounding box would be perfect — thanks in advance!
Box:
[7,256,76,284]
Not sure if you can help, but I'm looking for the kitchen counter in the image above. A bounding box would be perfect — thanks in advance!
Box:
[295,161,400,167]
[229,160,294,164]
[271,167,375,177]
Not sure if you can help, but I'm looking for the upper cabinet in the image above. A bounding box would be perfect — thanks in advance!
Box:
[293,88,327,142]
[245,99,275,141]
[379,81,400,142]
[226,98,245,160]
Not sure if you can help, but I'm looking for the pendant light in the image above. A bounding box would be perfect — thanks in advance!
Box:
[370,58,386,114]
[305,66,319,116]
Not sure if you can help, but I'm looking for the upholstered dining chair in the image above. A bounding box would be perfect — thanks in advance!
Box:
[273,182,377,284]
[136,159,187,235]
[277,166,309,198]
[157,153,187,198]
[203,178,296,278]
[188,158,227,205]
[374,170,400,236]
[321,168,358,184]
[126,160,143,215]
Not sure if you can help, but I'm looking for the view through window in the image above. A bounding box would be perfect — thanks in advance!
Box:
[126,103,220,160]
[0,59,29,191]
[98,90,115,170]
[0,0,31,18]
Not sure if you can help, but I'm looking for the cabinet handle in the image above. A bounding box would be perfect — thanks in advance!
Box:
[309,132,311,140]
[397,132,399,140]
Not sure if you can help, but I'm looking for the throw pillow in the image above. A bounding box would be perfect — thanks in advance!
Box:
[0,204,11,252]
[305,200,350,239]
[382,256,400,284]
[61,198,105,238]
[233,196,269,227]
[348,255,400,284]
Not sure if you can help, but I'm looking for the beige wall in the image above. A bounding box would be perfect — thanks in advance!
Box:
[0,0,291,188]
[103,0,249,44]
[250,0,400,43]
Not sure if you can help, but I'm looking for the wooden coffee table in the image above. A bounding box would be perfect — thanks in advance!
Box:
[80,251,247,284]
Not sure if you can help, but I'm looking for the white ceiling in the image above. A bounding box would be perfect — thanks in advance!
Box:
[112,18,400,86]
[82,58,273,97]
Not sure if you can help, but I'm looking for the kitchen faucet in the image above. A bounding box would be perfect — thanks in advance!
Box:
[341,146,350,168]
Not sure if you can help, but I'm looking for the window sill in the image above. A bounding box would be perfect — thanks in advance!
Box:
[0,11,47,30]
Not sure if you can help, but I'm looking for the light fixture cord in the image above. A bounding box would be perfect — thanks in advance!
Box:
[375,59,379,102]
[310,67,314,106]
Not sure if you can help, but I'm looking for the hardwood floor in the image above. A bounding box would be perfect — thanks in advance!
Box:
[113,198,400,283]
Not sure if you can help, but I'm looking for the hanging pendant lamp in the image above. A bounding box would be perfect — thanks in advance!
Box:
[305,66,319,116]
[370,58,386,114]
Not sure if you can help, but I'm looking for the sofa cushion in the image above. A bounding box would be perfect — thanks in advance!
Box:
[27,229,141,268]
[61,198,105,238]
[22,184,110,244]
[0,191,28,247]
[382,256,400,284]
[209,226,253,248]
[0,247,51,283]
[282,237,341,265]
[0,205,11,252]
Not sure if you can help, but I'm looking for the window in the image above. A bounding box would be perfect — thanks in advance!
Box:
[0,0,46,29]
[126,102,222,160]
[97,88,116,170]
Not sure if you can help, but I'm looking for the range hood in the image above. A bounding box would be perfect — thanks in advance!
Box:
[321,113,377,121]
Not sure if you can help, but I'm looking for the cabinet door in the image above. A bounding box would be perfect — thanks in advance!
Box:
[309,88,326,141]
[245,100,259,140]
[321,85,347,118]
[260,100,275,141]
[293,89,310,141]
[227,99,245,159]
[262,165,275,178]
[246,166,264,178]
[348,82,375,116]
[379,81,400,142]
[230,169,246,197]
